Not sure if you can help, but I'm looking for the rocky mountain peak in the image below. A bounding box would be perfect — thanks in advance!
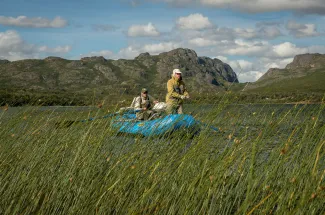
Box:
[162,48,197,59]
[135,52,151,59]
[0,59,10,64]
[0,48,238,95]
[285,53,325,69]
[81,56,107,63]
[44,56,65,62]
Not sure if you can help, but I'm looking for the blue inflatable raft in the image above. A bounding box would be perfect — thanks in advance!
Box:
[80,109,218,137]
[111,113,201,137]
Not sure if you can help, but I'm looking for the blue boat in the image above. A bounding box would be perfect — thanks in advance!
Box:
[110,113,201,137]
[79,108,218,137]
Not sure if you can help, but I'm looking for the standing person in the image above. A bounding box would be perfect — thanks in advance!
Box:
[133,88,158,120]
[166,69,189,114]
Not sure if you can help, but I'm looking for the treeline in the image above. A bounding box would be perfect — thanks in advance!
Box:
[191,92,325,104]
[1,89,324,107]
[0,90,89,106]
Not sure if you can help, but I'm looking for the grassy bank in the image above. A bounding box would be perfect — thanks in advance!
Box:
[0,99,325,214]
[1,88,325,108]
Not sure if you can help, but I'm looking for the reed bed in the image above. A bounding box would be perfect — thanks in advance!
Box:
[0,99,324,214]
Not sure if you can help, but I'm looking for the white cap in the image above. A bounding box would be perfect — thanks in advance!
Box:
[173,69,182,75]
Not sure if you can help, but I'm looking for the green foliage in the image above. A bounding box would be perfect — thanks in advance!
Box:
[0,98,325,214]
[247,70,325,93]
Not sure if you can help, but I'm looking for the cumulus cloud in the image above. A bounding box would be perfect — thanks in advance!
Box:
[233,28,258,39]
[229,59,254,72]
[228,27,283,40]
[0,30,71,61]
[176,13,213,30]
[211,55,259,82]
[262,57,294,69]
[143,42,180,53]
[38,46,71,53]
[258,26,283,39]
[237,71,264,82]
[0,16,67,28]
[190,25,282,43]
[223,40,270,56]
[117,42,180,58]
[128,22,160,37]
[286,20,320,37]
[153,0,325,14]
[272,42,308,58]
[189,37,218,47]
[214,55,228,62]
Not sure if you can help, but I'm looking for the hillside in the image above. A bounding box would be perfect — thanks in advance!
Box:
[244,53,325,93]
[0,48,238,102]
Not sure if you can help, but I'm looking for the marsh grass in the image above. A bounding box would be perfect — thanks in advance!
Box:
[0,96,325,214]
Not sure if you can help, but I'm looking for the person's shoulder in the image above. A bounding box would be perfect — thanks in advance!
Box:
[167,78,174,83]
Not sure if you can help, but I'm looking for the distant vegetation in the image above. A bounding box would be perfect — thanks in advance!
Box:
[1,88,324,108]
[1,96,324,214]
[1,52,325,107]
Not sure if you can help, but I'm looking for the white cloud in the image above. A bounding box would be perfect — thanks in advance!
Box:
[272,42,308,58]
[229,60,253,72]
[237,71,264,82]
[212,56,258,82]
[128,22,160,37]
[38,46,71,53]
[117,46,141,59]
[189,37,217,47]
[230,26,283,40]
[142,42,180,54]
[0,16,67,28]
[262,57,294,69]
[200,0,325,13]
[286,20,320,37]
[117,42,180,59]
[214,55,228,62]
[258,26,283,39]
[176,13,213,30]
[224,40,269,56]
[234,28,258,39]
[0,30,71,61]
[211,55,297,82]
[157,0,325,14]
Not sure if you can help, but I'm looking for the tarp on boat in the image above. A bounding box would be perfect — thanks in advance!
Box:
[111,113,200,137]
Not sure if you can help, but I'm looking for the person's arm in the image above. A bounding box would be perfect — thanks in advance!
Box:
[133,97,144,111]
[182,82,190,98]
[167,79,182,99]
[148,94,158,105]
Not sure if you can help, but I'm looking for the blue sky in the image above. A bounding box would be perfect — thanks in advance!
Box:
[1,0,325,82]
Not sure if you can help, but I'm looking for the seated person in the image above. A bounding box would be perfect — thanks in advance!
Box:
[133,88,158,120]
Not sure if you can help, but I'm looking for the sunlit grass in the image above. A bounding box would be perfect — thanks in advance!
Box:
[0,97,325,214]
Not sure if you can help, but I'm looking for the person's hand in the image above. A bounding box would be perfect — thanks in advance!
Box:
[153,100,159,104]
[180,95,185,99]
[143,107,147,111]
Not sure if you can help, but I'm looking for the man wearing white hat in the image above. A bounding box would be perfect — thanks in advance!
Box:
[165,69,190,114]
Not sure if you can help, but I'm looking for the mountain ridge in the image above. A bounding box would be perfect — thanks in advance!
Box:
[0,48,238,98]
[244,53,325,93]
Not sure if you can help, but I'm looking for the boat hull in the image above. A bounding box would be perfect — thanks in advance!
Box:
[111,114,200,137]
